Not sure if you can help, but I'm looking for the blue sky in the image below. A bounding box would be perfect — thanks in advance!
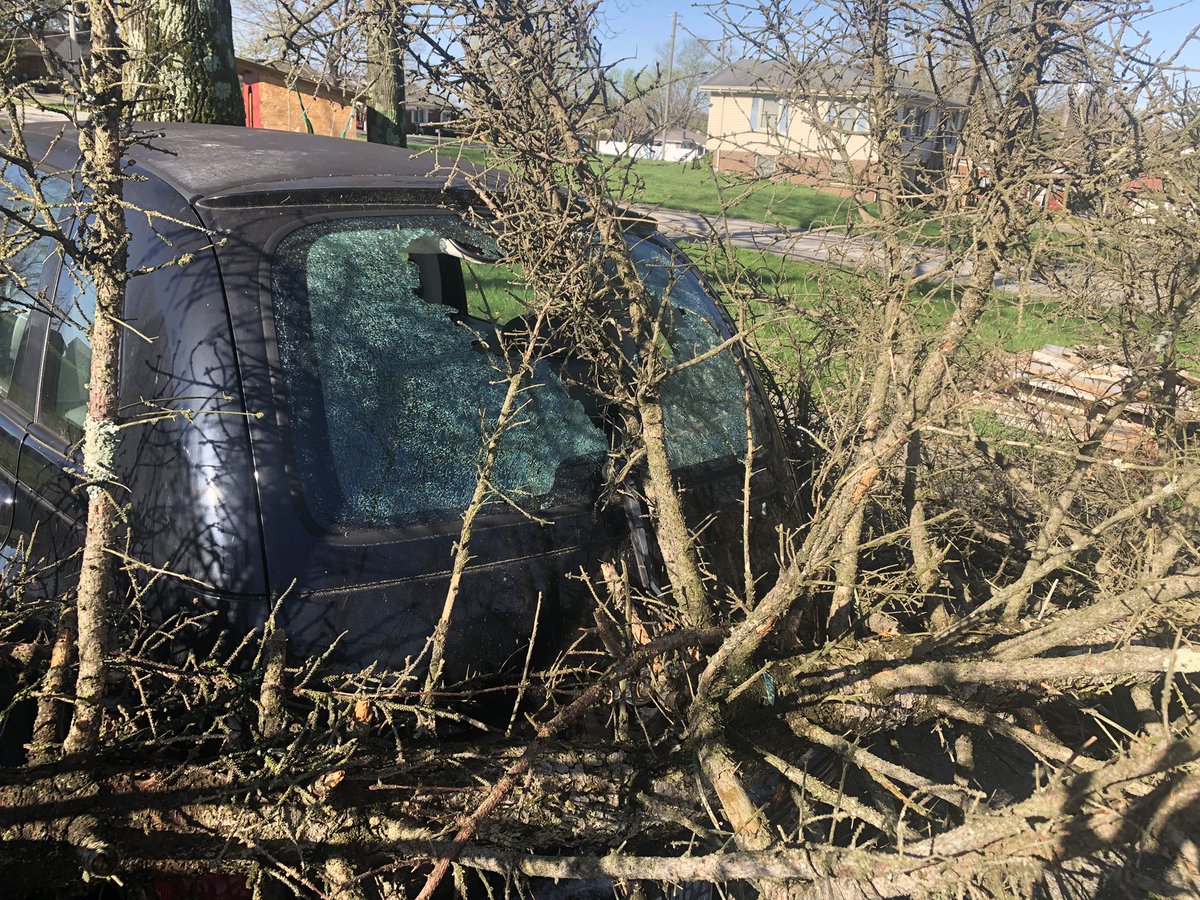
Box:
[1135,2,1200,68]
[596,0,716,68]
[596,0,1200,72]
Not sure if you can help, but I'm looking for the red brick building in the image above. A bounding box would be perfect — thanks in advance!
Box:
[237,59,449,138]
[237,59,362,138]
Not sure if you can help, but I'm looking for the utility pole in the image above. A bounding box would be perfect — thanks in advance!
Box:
[659,10,677,161]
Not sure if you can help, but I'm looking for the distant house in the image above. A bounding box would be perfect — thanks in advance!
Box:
[10,22,82,85]
[599,128,707,162]
[238,59,362,138]
[646,128,707,157]
[403,83,449,132]
[239,60,451,138]
[700,60,966,195]
[13,31,448,141]
[1119,175,1168,222]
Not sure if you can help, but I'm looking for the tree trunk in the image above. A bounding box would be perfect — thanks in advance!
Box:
[126,0,245,125]
[63,0,129,756]
[366,0,407,147]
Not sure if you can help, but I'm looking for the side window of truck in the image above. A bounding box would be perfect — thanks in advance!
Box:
[0,167,68,413]
[38,266,94,445]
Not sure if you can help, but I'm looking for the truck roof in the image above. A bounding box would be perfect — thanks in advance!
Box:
[20,121,475,204]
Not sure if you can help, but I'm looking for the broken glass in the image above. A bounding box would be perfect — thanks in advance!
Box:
[273,216,608,528]
[628,238,749,470]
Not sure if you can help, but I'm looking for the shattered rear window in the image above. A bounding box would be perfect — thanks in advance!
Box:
[272,216,609,528]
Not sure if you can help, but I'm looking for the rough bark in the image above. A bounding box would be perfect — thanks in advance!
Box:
[28,616,74,765]
[638,393,714,627]
[126,0,245,125]
[63,0,128,757]
[365,0,407,147]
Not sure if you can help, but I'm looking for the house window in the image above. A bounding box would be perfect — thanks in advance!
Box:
[899,105,929,139]
[750,96,786,133]
[825,101,867,133]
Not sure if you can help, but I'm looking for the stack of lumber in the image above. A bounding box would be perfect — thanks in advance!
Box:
[987,345,1199,455]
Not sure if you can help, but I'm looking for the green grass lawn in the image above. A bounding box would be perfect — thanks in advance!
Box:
[607,158,864,230]
[964,294,1099,353]
[462,258,531,322]
[407,137,863,230]
[685,243,1099,363]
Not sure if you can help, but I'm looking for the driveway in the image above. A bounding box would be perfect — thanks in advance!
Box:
[636,204,1071,297]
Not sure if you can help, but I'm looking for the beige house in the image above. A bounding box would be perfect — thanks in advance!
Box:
[701,61,966,195]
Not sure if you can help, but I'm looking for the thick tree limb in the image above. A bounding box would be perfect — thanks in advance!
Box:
[992,571,1200,661]
[866,646,1200,692]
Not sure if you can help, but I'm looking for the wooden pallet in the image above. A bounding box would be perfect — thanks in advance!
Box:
[983,345,1197,454]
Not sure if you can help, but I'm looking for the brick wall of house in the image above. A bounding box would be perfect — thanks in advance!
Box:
[239,63,359,138]
[253,78,357,137]
[710,150,873,198]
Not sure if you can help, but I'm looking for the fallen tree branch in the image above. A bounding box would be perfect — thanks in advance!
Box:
[451,729,1200,897]
[991,571,1200,661]
[1,659,1196,898]
[923,695,1100,772]
[67,814,118,878]
[785,714,980,806]
[866,646,1200,692]
[412,626,727,900]
[758,747,911,839]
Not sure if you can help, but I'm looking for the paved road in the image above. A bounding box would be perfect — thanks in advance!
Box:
[636,204,1065,296]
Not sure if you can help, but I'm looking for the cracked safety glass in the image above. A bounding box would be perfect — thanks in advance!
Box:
[272,216,608,528]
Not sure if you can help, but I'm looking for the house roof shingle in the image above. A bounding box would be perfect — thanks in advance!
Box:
[700,59,967,107]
